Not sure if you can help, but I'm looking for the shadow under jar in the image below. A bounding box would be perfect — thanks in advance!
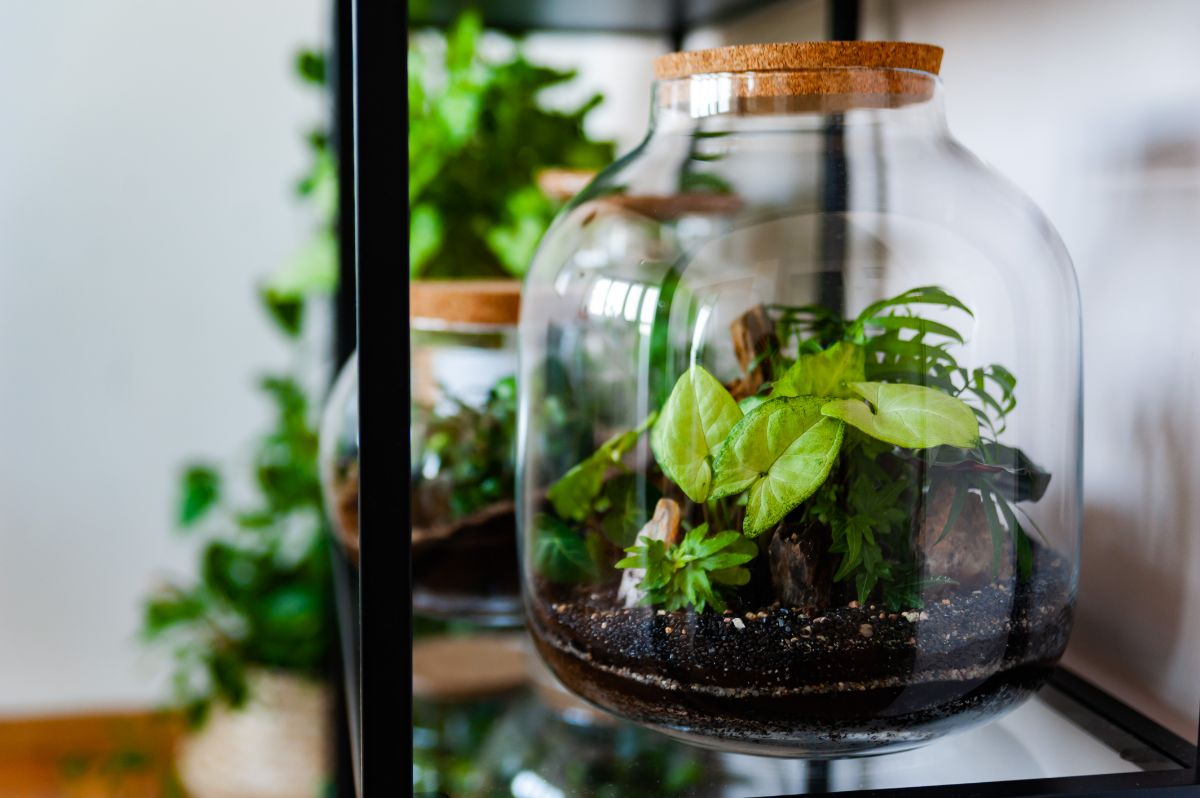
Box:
[517,42,1081,757]
[319,280,525,626]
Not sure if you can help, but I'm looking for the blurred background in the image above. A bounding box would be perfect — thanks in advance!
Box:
[0,0,1196,795]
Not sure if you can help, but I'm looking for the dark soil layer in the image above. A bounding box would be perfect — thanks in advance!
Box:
[412,506,523,624]
[531,545,1074,756]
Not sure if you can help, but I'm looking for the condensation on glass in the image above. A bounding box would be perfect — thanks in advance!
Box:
[517,42,1082,756]
[319,280,524,626]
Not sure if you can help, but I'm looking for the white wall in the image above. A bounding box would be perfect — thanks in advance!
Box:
[0,0,328,714]
[522,33,666,157]
[684,0,825,49]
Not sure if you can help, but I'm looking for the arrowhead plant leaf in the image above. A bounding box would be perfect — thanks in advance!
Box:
[821,382,979,449]
[771,341,865,399]
[650,365,742,503]
[710,397,845,537]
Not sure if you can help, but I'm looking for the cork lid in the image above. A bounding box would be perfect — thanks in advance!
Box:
[654,42,942,108]
[410,279,522,326]
[654,41,943,80]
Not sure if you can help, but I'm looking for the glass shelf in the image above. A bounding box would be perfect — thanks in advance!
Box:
[412,634,1196,798]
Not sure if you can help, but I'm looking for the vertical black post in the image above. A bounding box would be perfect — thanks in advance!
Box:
[817,0,860,314]
[804,760,832,792]
[668,0,687,52]
[330,540,361,793]
[829,0,860,41]
[352,0,409,796]
[332,0,358,370]
[329,1,360,795]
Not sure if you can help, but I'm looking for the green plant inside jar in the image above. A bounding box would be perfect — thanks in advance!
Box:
[528,285,1070,753]
[410,368,593,620]
[536,285,1049,613]
[407,374,523,617]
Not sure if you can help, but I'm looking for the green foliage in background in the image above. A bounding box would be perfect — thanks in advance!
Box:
[141,54,335,728]
[141,375,333,727]
[261,49,339,338]
[271,10,616,286]
[143,9,617,716]
[409,10,615,278]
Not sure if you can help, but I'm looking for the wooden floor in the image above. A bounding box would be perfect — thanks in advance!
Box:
[0,710,184,797]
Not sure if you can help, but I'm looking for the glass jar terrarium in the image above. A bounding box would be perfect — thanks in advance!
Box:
[320,280,524,625]
[517,42,1081,757]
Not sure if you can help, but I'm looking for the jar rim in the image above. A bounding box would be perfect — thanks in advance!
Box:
[653,41,943,81]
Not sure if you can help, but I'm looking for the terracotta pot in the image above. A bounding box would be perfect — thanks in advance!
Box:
[175,669,330,798]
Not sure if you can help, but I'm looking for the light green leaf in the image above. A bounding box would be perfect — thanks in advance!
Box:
[650,366,742,503]
[547,430,636,522]
[547,413,655,522]
[267,228,338,298]
[410,203,444,276]
[738,394,767,414]
[821,382,979,449]
[772,342,864,399]
[485,186,555,278]
[710,397,845,537]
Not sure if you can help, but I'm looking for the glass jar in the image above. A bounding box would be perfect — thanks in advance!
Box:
[319,280,524,625]
[517,42,1081,757]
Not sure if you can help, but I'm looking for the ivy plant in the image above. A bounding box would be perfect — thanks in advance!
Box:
[409,10,615,279]
[142,376,333,727]
[142,53,335,728]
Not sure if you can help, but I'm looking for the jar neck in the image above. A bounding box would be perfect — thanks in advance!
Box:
[649,68,948,137]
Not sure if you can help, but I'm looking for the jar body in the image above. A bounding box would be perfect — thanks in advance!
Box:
[517,70,1081,756]
[320,317,523,625]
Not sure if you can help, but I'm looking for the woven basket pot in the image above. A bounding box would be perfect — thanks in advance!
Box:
[176,668,331,798]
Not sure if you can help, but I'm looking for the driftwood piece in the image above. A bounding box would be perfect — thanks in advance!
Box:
[617,498,682,608]
[917,480,1012,587]
[768,524,834,613]
[728,304,778,400]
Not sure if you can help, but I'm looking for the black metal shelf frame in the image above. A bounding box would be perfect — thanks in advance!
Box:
[410,0,787,47]
[335,0,1200,795]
